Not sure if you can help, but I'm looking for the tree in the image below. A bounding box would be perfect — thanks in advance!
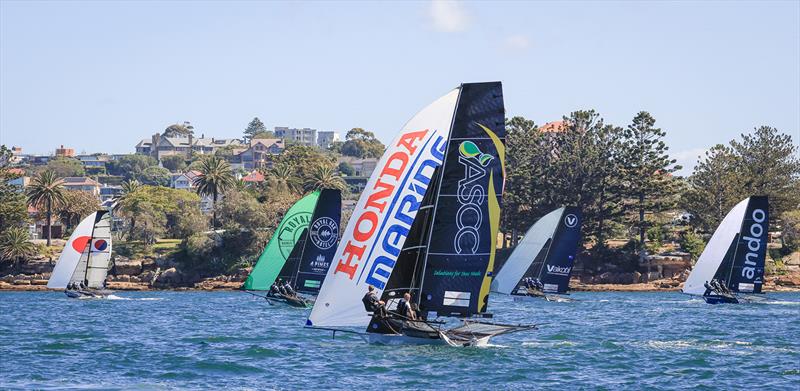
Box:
[163,122,194,137]
[0,146,28,234]
[681,145,743,230]
[55,190,100,232]
[0,227,35,268]
[273,144,336,181]
[138,166,171,187]
[341,128,385,158]
[42,157,84,177]
[116,185,203,246]
[730,126,800,224]
[619,112,681,268]
[215,189,272,231]
[193,156,235,228]
[782,210,800,252]
[107,155,158,179]
[304,164,347,192]
[243,117,268,142]
[114,179,142,239]
[338,161,355,176]
[26,171,66,245]
[160,155,186,172]
[264,163,302,197]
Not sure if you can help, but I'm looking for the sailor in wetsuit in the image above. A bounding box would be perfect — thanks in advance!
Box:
[395,292,417,320]
[282,280,296,297]
[268,281,281,297]
[362,285,386,317]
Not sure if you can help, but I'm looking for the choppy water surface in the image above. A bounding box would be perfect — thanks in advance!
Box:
[1,291,798,390]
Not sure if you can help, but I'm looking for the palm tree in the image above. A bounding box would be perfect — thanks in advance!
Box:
[26,170,66,246]
[0,227,36,270]
[114,179,142,239]
[193,156,235,228]
[304,164,347,192]
[266,163,301,194]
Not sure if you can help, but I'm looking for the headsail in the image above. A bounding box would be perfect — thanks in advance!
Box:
[47,211,108,289]
[308,88,455,327]
[243,191,320,291]
[492,206,581,295]
[683,196,769,295]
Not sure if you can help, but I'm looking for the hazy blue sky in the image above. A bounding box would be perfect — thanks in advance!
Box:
[1,0,798,174]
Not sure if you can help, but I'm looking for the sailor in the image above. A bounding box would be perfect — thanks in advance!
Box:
[396,292,417,320]
[79,281,86,290]
[268,282,281,297]
[703,281,714,296]
[362,285,386,317]
[283,280,296,297]
[276,279,288,296]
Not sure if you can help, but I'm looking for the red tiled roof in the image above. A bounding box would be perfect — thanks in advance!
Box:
[540,121,566,133]
[242,170,265,182]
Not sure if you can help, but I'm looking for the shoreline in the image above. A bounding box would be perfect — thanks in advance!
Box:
[2,281,798,293]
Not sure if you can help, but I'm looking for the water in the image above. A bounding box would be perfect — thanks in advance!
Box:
[1,291,798,390]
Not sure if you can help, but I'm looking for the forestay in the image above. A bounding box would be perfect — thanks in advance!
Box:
[307,88,457,327]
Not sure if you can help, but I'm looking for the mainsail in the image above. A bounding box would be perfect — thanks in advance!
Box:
[276,189,342,294]
[48,211,112,289]
[308,87,456,327]
[243,191,320,291]
[491,206,581,295]
[683,196,769,295]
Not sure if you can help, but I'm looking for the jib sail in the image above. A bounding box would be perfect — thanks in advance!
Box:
[307,87,455,327]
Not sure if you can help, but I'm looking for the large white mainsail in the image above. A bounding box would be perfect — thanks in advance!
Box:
[683,198,749,295]
[47,212,99,289]
[307,88,458,327]
[491,207,564,294]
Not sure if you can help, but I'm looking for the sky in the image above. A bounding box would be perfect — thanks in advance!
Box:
[1,0,798,175]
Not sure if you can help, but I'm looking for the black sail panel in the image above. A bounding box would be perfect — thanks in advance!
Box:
[277,229,307,284]
[419,82,506,317]
[728,196,769,293]
[537,207,582,294]
[294,189,342,294]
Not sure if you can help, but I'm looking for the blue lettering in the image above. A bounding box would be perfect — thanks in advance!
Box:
[365,255,395,289]
[383,224,409,257]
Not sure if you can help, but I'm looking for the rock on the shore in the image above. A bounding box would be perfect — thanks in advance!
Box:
[113,260,142,276]
[156,268,182,284]
[106,281,149,291]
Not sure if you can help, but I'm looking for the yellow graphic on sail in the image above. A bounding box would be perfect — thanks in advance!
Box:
[475,122,505,313]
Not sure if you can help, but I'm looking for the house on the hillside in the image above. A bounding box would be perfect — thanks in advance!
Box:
[62,177,101,197]
[241,170,265,184]
[238,138,284,170]
[136,134,245,161]
[5,168,29,189]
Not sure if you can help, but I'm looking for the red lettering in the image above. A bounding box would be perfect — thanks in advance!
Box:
[365,179,394,213]
[335,241,365,279]
[381,151,409,181]
[353,211,378,242]
[397,129,428,154]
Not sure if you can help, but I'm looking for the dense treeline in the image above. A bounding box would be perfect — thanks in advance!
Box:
[502,111,800,269]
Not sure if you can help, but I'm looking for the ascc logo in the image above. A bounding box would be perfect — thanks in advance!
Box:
[310,217,338,250]
[454,140,494,254]
[564,214,578,228]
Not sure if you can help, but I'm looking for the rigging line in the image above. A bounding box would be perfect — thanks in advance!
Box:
[417,87,462,307]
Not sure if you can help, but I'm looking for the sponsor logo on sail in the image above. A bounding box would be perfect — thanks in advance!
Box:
[564,214,578,228]
[741,208,766,281]
[278,211,312,259]
[546,264,571,276]
[310,254,328,273]
[310,217,338,250]
[333,129,446,291]
[454,140,492,254]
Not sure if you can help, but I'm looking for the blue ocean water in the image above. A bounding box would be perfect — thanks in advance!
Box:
[0,291,798,390]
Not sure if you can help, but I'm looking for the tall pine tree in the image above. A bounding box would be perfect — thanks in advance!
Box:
[681,144,743,231]
[243,117,268,142]
[619,112,681,270]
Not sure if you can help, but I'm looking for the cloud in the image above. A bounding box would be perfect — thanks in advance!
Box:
[429,0,469,32]
[672,147,707,177]
[503,34,531,50]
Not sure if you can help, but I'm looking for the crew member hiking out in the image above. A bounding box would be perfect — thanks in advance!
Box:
[362,285,386,317]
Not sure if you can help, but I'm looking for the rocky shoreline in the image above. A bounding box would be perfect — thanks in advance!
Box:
[3,251,800,293]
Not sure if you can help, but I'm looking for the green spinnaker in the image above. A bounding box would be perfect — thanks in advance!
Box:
[243,190,320,290]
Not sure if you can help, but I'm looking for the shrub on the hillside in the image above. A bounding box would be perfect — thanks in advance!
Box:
[679,230,705,260]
